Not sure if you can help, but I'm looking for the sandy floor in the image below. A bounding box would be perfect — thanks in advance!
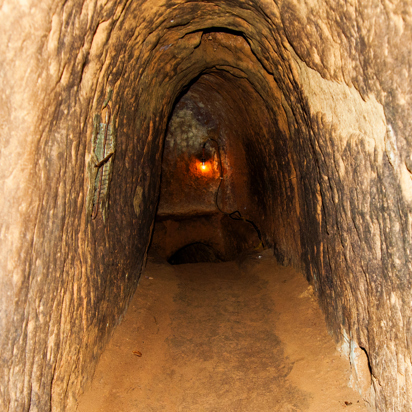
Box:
[76,250,368,411]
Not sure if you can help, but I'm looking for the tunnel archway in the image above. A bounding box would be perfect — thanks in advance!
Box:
[151,61,293,263]
[2,2,412,411]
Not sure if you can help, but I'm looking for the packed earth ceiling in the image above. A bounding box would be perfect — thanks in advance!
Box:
[1,0,412,411]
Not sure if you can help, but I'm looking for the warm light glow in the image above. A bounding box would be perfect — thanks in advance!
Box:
[196,159,212,173]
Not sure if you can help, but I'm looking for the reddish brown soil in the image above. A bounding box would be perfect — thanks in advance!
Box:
[76,250,368,411]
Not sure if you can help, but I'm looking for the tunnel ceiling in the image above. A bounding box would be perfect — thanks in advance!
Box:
[2,1,412,411]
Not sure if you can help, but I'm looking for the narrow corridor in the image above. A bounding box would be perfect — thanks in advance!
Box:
[77,251,367,411]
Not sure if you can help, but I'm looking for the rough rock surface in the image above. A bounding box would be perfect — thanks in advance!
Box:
[1,0,412,411]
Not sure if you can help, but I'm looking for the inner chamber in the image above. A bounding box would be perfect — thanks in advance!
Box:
[151,71,280,263]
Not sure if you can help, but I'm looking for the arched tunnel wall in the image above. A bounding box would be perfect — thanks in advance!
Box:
[151,68,296,262]
[1,1,412,411]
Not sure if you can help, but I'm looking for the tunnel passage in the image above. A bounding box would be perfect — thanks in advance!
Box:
[151,67,291,263]
[2,2,412,412]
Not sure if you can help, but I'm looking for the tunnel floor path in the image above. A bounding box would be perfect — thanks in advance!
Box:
[76,250,367,411]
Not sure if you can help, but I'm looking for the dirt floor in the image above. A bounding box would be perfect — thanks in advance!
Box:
[76,250,368,411]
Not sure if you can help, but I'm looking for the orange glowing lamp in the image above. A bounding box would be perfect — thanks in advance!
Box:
[198,159,211,173]
[200,145,208,172]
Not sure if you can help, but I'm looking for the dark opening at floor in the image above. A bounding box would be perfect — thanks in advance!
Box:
[168,242,223,264]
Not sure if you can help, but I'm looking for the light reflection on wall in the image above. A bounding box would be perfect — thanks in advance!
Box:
[196,159,213,174]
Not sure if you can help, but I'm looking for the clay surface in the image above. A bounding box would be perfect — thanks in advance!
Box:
[77,251,367,411]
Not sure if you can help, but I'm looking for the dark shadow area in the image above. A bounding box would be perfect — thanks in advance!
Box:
[168,242,223,265]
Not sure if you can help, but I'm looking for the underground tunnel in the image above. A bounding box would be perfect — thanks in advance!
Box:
[1,1,412,411]
[152,68,277,265]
